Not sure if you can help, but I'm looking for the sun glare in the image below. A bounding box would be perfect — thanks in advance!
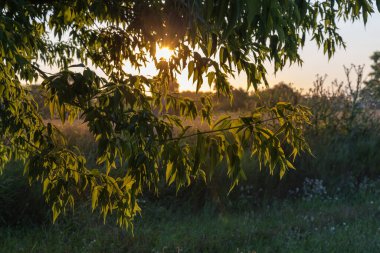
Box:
[156,46,173,61]
[123,45,209,92]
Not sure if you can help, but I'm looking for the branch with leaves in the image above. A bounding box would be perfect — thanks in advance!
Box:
[0,0,379,229]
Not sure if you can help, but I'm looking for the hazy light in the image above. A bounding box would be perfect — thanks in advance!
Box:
[156,47,173,61]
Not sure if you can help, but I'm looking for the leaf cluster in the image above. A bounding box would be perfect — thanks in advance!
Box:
[0,0,378,229]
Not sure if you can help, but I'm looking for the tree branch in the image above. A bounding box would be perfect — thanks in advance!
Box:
[166,116,284,142]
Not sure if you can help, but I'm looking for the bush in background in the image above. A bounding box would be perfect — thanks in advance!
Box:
[170,65,380,210]
[3,65,380,223]
[0,161,49,225]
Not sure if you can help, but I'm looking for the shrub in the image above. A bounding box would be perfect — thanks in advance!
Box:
[0,161,49,225]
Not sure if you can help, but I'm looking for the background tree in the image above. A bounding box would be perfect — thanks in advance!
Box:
[255,83,302,107]
[362,51,380,108]
[0,0,379,229]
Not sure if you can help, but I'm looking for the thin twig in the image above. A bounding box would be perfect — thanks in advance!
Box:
[166,116,284,141]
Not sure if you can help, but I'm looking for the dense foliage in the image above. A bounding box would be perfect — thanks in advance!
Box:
[362,51,380,107]
[1,0,379,228]
[162,67,380,205]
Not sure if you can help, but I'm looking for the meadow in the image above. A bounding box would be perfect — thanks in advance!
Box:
[2,70,380,252]
[1,171,380,253]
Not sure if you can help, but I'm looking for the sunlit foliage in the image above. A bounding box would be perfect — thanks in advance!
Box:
[0,0,378,228]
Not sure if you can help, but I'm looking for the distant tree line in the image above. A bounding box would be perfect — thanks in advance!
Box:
[29,76,380,120]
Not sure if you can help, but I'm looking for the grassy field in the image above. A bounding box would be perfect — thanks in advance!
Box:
[1,180,380,253]
[3,84,380,252]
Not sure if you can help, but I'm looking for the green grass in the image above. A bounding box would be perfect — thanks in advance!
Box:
[1,184,380,253]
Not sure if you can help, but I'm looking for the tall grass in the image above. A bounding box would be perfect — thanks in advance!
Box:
[1,66,380,252]
[1,179,380,252]
[0,162,48,225]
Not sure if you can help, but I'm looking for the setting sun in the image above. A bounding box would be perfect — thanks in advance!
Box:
[122,45,210,91]
[156,46,173,61]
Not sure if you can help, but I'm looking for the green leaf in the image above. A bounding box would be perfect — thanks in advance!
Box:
[43,178,50,194]
[92,186,102,210]
[52,203,61,223]
[197,169,207,183]
[212,115,231,130]
[219,47,228,64]
[207,72,215,87]
[165,161,175,185]
[188,61,194,79]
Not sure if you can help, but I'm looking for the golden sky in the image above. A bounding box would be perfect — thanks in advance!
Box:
[41,14,380,94]
[231,15,380,93]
